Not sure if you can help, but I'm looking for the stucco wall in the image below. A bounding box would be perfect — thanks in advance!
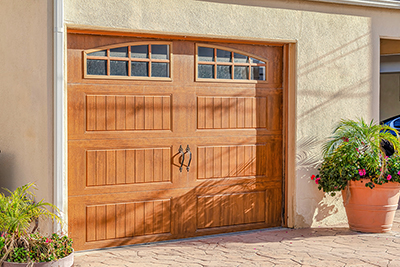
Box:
[64,0,400,228]
[0,0,54,232]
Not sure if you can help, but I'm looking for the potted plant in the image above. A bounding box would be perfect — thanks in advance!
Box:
[0,183,73,266]
[311,118,400,233]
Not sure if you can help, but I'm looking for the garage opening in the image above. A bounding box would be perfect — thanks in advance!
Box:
[380,39,400,123]
[67,32,287,251]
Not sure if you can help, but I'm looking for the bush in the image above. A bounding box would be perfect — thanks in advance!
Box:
[0,184,72,263]
[311,119,400,195]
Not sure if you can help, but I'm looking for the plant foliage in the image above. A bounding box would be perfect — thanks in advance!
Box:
[0,183,72,264]
[311,119,400,195]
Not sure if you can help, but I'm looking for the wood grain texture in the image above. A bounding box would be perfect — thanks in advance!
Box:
[197,144,262,179]
[68,33,285,251]
[86,199,171,242]
[197,191,265,229]
[86,148,171,186]
[86,95,171,131]
[197,95,282,130]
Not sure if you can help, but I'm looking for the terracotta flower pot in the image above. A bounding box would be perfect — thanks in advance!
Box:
[342,180,400,233]
[2,252,73,267]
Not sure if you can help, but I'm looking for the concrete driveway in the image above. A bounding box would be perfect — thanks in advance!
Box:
[74,212,400,266]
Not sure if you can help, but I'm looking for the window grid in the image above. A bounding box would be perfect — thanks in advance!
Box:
[85,43,171,80]
[196,45,268,82]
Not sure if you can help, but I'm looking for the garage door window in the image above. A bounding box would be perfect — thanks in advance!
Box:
[84,42,172,80]
[196,44,267,82]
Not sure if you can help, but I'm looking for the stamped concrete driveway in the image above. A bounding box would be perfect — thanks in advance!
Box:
[74,212,400,267]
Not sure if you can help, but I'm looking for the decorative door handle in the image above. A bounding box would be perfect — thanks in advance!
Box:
[185,145,192,172]
[178,145,185,173]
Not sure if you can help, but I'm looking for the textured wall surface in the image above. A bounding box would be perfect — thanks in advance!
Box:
[0,0,54,227]
[62,0,399,228]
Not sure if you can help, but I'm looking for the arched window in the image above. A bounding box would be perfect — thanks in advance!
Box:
[84,42,172,80]
[196,44,268,82]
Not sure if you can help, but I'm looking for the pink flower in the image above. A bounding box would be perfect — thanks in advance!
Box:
[356,148,360,153]
[45,238,52,243]
[397,171,400,175]
[358,169,366,176]
[387,175,392,181]
[311,175,315,180]
[385,156,389,159]
[342,137,349,142]
[315,177,321,184]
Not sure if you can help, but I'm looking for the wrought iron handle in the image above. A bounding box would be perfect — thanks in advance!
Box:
[178,145,185,172]
[186,145,192,172]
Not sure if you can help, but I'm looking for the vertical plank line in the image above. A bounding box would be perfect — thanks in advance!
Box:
[95,206,97,241]
[233,146,238,177]
[105,96,108,130]
[161,96,164,130]
[115,150,117,185]
[152,149,155,182]
[235,98,238,128]
[133,96,136,130]
[114,95,117,130]
[124,96,127,130]
[153,97,155,129]
[124,150,127,184]
[141,95,146,130]
[95,96,98,130]
[134,150,136,183]
[94,151,98,186]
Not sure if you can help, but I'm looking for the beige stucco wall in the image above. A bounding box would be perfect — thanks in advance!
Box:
[0,0,54,232]
[64,0,400,228]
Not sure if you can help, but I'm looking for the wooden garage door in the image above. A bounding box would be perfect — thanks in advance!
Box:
[67,33,284,251]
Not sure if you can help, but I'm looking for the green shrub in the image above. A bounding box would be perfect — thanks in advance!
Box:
[311,119,400,195]
[0,183,72,263]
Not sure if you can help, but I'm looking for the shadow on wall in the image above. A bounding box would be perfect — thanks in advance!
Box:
[296,136,321,171]
[297,32,371,123]
[296,136,343,225]
[0,151,16,195]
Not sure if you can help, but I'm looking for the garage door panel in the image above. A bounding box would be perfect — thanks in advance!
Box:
[85,199,171,242]
[198,144,259,179]
[85,94,172,131]
[196,142,282,180]
[197,191,266,229]
[266,188,282,226]
[195,189,282,229]
[86,147,171,187]
[67,49,82,83]
[68,84,175,94]
[266,93,283,131]
[197,93,282,131]
[195,83,282,92]
[197,96,266,129]
[265,138,284,178]
[68,144,184,196]
[68,34,284,251]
